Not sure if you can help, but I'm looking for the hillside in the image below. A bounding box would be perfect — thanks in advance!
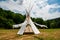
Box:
[0,8,60,29]
[46,18,60,28]
[0,8,25,29]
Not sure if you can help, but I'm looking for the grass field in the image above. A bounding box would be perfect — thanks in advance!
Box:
[0,29,60,40]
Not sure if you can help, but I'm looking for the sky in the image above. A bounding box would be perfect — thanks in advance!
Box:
[0,0,60,20]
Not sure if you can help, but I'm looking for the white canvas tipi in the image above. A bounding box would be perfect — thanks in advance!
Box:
[13,9,40,35]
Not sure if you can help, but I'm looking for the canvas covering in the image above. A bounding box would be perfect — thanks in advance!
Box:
[17,18,40,35]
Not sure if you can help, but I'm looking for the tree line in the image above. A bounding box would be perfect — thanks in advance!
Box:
[0,8,60,29]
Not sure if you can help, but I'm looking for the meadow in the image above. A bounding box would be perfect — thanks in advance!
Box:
[0,29,60,40]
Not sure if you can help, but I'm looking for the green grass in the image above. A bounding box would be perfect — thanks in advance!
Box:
[0,29,60,40]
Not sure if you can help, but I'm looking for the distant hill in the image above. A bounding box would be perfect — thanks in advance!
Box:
[47,18,60,22]
[0,8,60,29]
[46,17,60,28]
[0,8,25,29]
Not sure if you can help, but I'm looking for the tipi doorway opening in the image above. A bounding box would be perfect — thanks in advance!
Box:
[23,24,34,34]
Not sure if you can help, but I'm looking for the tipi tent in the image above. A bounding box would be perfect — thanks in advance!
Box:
[13,9,40,35]
[17,10,40,35]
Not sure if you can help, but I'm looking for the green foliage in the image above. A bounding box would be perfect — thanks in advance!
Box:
[32,18,45,25]
[0,8,60,29]
[0,16,14,29]
[31,18,46,29]
[46,18,60,28]
[0,8,25,29]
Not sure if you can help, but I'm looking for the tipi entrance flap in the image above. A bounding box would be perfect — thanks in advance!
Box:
[24,24,34,33]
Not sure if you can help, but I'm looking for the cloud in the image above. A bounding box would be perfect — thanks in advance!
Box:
[30,3,60,20]
[0,0,25,12]
[0,0,60,20]
[49,8,60,13]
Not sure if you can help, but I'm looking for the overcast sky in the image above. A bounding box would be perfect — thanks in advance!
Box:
[0,0,60,20]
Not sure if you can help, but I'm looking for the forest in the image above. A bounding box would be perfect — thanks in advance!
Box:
[0,8,60,29]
